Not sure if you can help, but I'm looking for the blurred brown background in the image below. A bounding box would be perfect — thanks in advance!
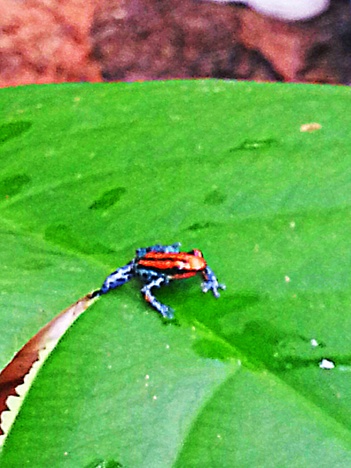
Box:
[1,0,350,87]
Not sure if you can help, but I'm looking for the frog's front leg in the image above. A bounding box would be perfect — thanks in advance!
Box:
[92,260,135,298]
[201,265,226,298]
[141,276,174,319]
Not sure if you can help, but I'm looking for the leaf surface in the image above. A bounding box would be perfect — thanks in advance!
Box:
[1,80,351,466]
[0,294,95,441]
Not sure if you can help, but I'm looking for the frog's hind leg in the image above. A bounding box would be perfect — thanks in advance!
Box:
[141,277,174,319]
[92,260,135,298]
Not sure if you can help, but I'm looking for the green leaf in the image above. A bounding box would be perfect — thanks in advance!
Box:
[1,80,351,466]
[0,293,95,442]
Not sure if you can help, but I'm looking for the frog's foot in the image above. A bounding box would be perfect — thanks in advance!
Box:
[201,266,226,298]
[141,277,174,319]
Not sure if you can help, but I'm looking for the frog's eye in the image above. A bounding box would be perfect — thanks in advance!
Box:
[192,249,203,258]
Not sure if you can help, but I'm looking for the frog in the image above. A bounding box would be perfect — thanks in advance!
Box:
[92,243,225,319]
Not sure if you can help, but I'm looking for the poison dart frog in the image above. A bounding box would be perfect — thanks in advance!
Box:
[92,243,225,319]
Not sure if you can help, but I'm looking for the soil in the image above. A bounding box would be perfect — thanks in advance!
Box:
[1,0,350,87]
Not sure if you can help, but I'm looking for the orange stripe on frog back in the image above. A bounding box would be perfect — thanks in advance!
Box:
[141,251,206,271]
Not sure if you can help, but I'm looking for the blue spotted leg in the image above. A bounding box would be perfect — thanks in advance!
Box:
[92,260,135,298]
[201,266,226,298]
[140,276,174,319]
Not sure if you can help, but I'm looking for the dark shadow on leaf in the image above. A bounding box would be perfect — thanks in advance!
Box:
[89,187,127,210]
[84,459,123,468]
[190,293,351,372]
[0,121,32,146]
[185,221,219,232]
[204,189,227,206]
[229,138,278,152]
[193,338,234,361]
[0,174,31,199]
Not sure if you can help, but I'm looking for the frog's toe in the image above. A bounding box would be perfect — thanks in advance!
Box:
[201,281,226,298]
[160,305,174,319]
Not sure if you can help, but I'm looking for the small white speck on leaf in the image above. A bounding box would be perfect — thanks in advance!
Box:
[310,338,319,348]
[300,122,322,132]
[319,358,335,370]
[285,276,291,283]
[290,221,296,228]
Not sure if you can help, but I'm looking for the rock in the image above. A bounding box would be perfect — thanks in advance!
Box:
[239,0,351,82]
[91,0,278,81]
[0,0,101,87]
[1,0,350,87]
[91,0,351,84]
